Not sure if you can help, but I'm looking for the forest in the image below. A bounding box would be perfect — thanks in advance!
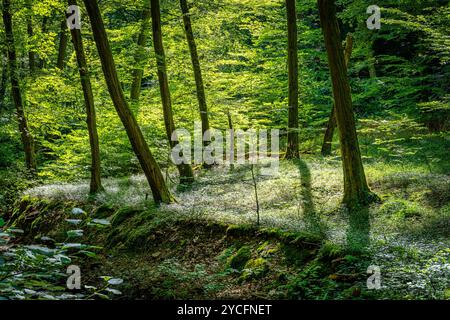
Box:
[0,0,449,302]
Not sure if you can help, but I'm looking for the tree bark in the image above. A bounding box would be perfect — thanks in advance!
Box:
[0,50,8,111]
[321,33,353,156]
[67,0,103,194]
[2,0,37,170]
[285,0,299,159]
[130,0,151,102]
[56,19,68,70]
[180,0,210,145]
[82,0,172,203]
[26,0,36,74]
[150,0,194,185]
[318,0,377,208]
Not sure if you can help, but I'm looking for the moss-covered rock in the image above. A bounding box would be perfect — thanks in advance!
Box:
[227,245,251,271]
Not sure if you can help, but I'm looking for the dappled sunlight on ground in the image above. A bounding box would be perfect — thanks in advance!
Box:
[21,158,450,299]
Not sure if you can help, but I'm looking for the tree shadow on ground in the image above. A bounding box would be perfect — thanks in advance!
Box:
[294,159,327,236]
[346,206,371,253]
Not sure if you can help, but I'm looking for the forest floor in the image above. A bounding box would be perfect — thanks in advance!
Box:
[1,158,449,300]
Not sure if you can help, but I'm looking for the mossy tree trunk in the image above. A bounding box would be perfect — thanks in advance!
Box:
[151,0,194,185]
[321,33,353,156]
[83,0,172,203]
[285,0,299,159]
[180,0,210,146]
[2,0,37,171]
[67,0,103,194]
[56,19,68,70]
[318,0,377,208]
[130,0,151,102]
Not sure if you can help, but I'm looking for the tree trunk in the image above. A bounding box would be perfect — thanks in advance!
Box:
[0,50,8,111]
[150,0,194,185]
[2,0,37,170]
[317,0,377,208]
[227,109,234,171]
[130,1,151,102]
[82,0,172,203]
[26,0,36,74]
[67,0,103,194]
[38,16,49,69]
[57,19,68,70]
[285,0,299,159]
[180,0,210,145]
[321,33,353,156]
[321,106,336,156]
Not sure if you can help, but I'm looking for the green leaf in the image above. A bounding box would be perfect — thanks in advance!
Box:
[78,250,97,258]
[89,219,111,226]
[67,230,84,238]
[107,278,123,285]
[105,288,122,295]
[65,219,82,225]
[71,208,86,215]
[24,245,56,256]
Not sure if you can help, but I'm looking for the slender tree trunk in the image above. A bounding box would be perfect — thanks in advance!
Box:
[227,109,234,171]
[130,0,151,102]
[82,0,172,203]
[0,50,8,111]
[2,0,36,170]
[180,0,210,144]
[56,19,68,70]
[150,0,194,185]
[38,16,48,69]
[285,0,299,159]
[26,0,36,74]
[318,0,377,208]
[67,0,103,194]
[321,33,353,156]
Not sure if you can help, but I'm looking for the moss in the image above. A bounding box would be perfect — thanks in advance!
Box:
[444,289,450,300]
[226,224,256,238]
[257,241,279,257]
[258,228,323,249]
[380,199,424,220]
[217,246,236,264]
[227,245,251,271]
[111,207,142,227]
[240,257,269,281]
[282,244,315,266]
[94,204,116,219]
[125,224,156,249]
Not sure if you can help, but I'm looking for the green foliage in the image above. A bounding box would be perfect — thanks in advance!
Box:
[379,199,425,220]
[0,204,120,300]
[0,0,448,301]
[240,257,269,281]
